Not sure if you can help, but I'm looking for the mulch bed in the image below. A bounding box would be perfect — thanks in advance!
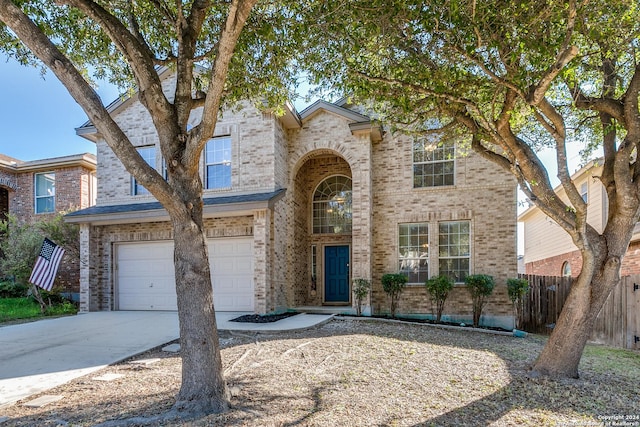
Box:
[229,311,298,323]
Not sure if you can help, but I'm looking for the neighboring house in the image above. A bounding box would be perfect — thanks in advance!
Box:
[66,70,518,328]
[0,152,97,296]
[519,159,640,277]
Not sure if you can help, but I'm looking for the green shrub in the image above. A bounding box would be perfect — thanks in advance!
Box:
[425,275,454,323]
[0,281,29,298]
[352,278,371,316]
[381,273,407,318]
[507,278,529,329]
[465,274,495,327]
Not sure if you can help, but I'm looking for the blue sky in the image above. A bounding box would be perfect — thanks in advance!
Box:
[0,59,121,161]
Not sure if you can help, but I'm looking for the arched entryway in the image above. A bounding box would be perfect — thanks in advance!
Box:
[291,153,353,307]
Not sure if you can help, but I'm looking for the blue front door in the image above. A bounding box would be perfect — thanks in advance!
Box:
[324,245,350,303]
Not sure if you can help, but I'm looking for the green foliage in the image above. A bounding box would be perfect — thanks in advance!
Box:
[381,273,408,318]
[0,297,77,323]
[0,214,43,286]
[507,278,529,329]
[507,278,529,304]
[464,274,495,327]
[0,281,29,298]
[0,212,79,283]
[352,278,371,316]
[425,275,454,323]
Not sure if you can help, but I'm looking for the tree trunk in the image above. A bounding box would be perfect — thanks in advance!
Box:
[531,259,619,378]
[169,181,228,415]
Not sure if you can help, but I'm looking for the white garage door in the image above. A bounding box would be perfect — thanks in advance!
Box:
[116,237,254,311]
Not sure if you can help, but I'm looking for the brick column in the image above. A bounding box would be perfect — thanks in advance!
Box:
[79,223,91,312]
[253,209,272,314]
[351,137,373,314]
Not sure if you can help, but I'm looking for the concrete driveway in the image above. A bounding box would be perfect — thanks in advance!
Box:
[0,311,179,409]
[0,311,333,409]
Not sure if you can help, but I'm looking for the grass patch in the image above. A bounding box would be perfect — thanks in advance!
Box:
[0,297,77,323]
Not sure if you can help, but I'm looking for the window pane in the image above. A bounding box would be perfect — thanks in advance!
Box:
[398,222,429,284]
[438,221,470,282]
[132,146,155,195]
[205,137,232,189]
[313,176,352,234]
[413,140,455,188]
[35,173,55,213]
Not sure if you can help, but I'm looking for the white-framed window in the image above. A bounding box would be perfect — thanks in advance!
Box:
[562,261,572,277]
[398,223,429,284]
[438,221,470,282]
[580,182,588,203]
[205,136,232,189]
[312,175,352,234]
[413,139,455,188]
[35,172,55,214]
[131,146,156,196]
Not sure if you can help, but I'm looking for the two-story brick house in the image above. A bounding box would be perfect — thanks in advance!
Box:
[0,152,97,296]
[66,71,518,328]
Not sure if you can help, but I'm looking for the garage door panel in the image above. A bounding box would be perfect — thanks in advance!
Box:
[118,238,254,311]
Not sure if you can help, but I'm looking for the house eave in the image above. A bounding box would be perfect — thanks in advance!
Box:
[0,153,97,172]
[65,189,285,226]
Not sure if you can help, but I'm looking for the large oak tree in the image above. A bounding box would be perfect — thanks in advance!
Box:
[302,0,640,378]
[0,0,299,421]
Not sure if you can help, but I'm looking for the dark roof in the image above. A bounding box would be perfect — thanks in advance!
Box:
[66,189,285,218]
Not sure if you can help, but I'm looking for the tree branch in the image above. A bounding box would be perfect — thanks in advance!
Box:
[0,0,177,209]
[61,0,175,128]
[189,0,258,165]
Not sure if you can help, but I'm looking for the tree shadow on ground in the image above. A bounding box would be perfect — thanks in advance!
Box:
[4,318,637,426]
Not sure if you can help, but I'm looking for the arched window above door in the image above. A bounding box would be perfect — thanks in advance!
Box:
[312,175,352,234]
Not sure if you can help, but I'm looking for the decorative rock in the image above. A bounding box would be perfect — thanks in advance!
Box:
[128,358,160,365]
[23,395,64,408]
[92,373,125,382]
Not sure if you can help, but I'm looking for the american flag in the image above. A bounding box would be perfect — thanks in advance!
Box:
[29,238,65,291]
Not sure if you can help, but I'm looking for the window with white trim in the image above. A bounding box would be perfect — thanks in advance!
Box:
[312,175,352,234]
[205,136,232,189]
[580,182,588,203]
[398,223,429,284]
[413,139,455,188]
[438,221,470,282]
[131,146,156,196]
[35,172,55,214]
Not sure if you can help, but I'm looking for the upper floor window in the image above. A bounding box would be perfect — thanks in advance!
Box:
[580,182,588,203]
[35,172,55,214]
[413,139,455,188]
[205,136,231,189]
[132,146,156,196]
[438,221,470,282]
[399,223,429,284]
[312,175,352,234]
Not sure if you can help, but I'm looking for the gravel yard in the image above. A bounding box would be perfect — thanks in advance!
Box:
[1,317,639,426]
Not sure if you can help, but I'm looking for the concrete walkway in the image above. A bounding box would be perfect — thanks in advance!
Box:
[0,311,333,409]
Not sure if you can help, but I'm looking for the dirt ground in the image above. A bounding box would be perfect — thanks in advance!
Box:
[1,317,639,426]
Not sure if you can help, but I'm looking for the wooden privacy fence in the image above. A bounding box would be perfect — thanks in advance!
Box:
[517,274,640,350]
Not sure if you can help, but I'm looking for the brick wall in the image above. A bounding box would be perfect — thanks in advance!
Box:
[526,239,640,277]
[96,74,279,205]
[10,166,94,222]
[369,131,517,322]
